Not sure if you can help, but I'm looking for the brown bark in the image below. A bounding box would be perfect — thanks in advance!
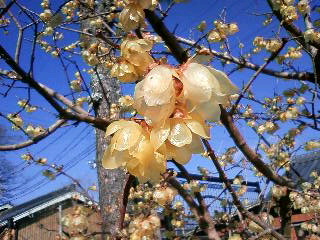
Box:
[92,71,128,239]
[80,1,129,238]
[278,190,293,239]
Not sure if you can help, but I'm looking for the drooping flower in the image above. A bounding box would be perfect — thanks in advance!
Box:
[120,36,154,76]
[180,62,238,121]
[102,120,166,182]
[150,112,210,164]
[110,58,139,82]
[153,187,177,206]
[134,65,176,127]
[119,3,145,32]
[128,214,161,239]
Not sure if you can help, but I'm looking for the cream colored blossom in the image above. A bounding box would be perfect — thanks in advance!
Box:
[180,62,238,121]
[153,187,177,205]
[119,3,145,32]
[280,5,298,22]
[297,0,310,14]
[102,120,166,182]
[7,114,23,130]
[134,65,176,126]
[147,109,209,164]
[119,95,134,108]
[208,30,223,42]
[128,214,160,239]
[266,39,282,52]
[70,79,82,92]
[110,58,138,83]
[120,36,154,76]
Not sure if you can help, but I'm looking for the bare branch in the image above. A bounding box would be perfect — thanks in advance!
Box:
[164,173,221,240]
[0,119,66,151]
[177,36,316,84]
[219,106,295,188]
[202,139,286,240]
[231,38,288,114]
[0,44,111,130]
[0,0,15,18]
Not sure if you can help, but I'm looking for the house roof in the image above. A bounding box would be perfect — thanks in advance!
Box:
[0,184,87,226]
[290,150,320,183]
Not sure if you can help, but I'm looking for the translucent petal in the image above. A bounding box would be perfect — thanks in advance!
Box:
[112,123,143,151]
[119,4,145,32]
[182,63,218,104]
[168,119,192,147]
[189,134,205,154]
[168,144,192,165]
[102,148,130,169]
[134,93,175,127]
[142,65,175,106]
[185,117,210,139]
[193,98,221,122]
[150,120,170,150]
[208,67,238,94]
[105,119,130,137]
[138,0,152,9]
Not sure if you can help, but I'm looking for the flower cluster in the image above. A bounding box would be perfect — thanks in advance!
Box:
[7,114,23,130]
[25,125,45,137]
[103,60,237,182]
[153,186,177,206]
[253,36,282,53]
[271,0,298,23]
[208,20,239,42]
[128,214,161,239]
[111,35,154,82]
[119,0,158,32]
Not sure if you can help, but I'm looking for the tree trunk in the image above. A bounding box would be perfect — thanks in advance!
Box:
[80,1,129,238]
[92,70,128,239]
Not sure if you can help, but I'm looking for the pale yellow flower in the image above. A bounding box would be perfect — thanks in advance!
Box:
[180,62,238,121]
[102,120,166,182]
[134,65,176,126]
[150,113,210,164]
[153,187,177,205]
[120,36,154,76]
[208,30,223,42]
[128,214,161,239]
[110,58,138,83]
[119,4,145,32]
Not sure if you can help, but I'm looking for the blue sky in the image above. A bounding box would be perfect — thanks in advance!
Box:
[0,0,317,205]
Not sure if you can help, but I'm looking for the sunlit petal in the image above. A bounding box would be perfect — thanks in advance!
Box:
[168,119,192,147]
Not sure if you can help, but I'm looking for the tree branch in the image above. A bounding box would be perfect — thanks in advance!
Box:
[0,119,66,151]
[202,139,286,240]
[267,0,320,51]
[0,44,111,130]
[219,106,295,188]
[165,173,221,240]
[176,36,316,84]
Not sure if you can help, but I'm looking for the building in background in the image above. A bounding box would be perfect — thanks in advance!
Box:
[0,184,101,240]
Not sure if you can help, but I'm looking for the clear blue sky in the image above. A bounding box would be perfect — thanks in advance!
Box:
[0,0,316,205]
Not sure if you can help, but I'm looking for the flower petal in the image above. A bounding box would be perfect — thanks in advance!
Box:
[150,120,170,150]
[168,144,192,165]
[185,115,210,139]
[182,63,218,104]
[189,134,205,154]
[168,119,192,147]
[142,65,175,106]
[208,67,238,94]
[102,148,130,169]
[112,122,143,151]
[105,119,131,137]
